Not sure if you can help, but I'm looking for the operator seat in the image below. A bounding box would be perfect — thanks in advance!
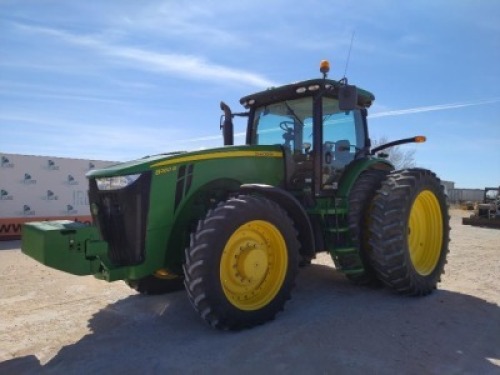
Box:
[333,139,353,169]
[323,141,335,168]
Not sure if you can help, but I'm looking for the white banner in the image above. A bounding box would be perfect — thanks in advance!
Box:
[0,153,116,239]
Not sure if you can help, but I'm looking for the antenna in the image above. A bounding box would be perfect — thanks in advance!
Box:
[343,31,355,81]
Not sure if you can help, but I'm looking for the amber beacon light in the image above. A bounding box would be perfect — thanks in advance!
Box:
[320,60,330,78]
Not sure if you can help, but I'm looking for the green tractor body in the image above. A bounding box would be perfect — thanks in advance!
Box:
[22,64,450,330]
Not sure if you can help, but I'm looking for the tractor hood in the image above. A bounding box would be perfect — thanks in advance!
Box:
[86,145,283,178]
[86,151,186,178]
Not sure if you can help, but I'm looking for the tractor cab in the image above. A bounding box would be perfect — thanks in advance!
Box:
[223,60,376,197]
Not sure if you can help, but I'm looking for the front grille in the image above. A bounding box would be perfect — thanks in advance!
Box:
[88,172,151,266]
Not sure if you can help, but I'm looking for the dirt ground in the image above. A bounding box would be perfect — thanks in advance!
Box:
[0,209,499,374]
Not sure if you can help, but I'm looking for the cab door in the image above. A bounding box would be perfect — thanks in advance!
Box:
[315,97,368,194]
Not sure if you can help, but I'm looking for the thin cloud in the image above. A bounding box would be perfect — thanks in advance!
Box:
[1,89,125,105]
[172,131,246,145]
[161,98,500,144]
[370,98,500,118]
[120,3,241,46]
[14,23,276,89]
[162,98,500,148]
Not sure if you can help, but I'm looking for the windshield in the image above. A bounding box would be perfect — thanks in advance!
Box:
[251,97,365,154]
[251,97,313,152]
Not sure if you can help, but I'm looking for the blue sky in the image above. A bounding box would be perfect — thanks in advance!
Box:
[1,1,499,188]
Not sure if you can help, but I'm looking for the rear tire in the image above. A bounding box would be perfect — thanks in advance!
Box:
[369,168,450,295]
[184,195,299,330]
[346,169,389,285]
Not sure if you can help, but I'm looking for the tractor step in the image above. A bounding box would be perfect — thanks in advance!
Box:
[330,246,365,275]
[326,227,350,234]
[334,246,357,254]
[342,268,365,275]
[307,208,348,215]
[315,197,366,276]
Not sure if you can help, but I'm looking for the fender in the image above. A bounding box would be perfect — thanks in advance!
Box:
[239,184,316,260]
[337,158,393,197]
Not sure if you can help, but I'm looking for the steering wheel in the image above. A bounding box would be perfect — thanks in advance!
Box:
[280,121,294,148]
[280,121,294,132]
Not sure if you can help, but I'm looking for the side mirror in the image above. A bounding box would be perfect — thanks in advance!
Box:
[338,85,358,111]
[220,101,234,146]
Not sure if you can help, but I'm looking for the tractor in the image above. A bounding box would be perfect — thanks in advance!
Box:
[462,187,500,228]
[22,61,450,330]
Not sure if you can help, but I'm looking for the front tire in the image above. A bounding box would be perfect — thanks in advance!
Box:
[369,168,450,295]
[184,195,299,330]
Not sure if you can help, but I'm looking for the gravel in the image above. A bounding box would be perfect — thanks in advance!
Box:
[0,209,499,374]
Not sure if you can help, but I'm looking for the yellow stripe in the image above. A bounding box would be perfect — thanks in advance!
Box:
[151,150,283,168]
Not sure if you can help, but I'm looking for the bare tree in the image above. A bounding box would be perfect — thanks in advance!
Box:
[372,136,416,170]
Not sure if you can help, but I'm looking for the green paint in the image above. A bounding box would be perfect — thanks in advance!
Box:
[22,145,285,281]
[22,221,104,276]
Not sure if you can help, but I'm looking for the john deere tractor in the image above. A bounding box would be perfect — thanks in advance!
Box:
[22,61,450,330]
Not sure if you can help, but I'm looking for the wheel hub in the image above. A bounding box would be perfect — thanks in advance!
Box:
[236,245,268,284]
[220,220,288,310]
[408,190,443,276]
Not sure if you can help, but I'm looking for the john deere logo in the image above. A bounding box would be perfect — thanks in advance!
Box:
[1,156,14,168]
[44,159,60,171]
[65,174,79,186]
[21,205,35,216]
[21,173,37,185]
[63,204,78,215]
[42,190,59,201]
[0,189,13,200]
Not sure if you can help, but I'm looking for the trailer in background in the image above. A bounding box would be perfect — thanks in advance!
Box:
[447,188,484,204]
[0,153,115,240]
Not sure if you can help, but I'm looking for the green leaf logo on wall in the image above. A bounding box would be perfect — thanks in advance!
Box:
[64,204,78,215]
[45,159,60,171]
[21,205,35,216]
[22,173,37,185]
[42,190,59,201]
[0,189,13,200]
[65,175,79,186]
[1,156,14,168]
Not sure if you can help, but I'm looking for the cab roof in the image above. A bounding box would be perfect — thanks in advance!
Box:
[239,78,375,109]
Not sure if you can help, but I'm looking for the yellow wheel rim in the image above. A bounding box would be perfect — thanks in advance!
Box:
[408,190,443,276]
[220,220,288,311]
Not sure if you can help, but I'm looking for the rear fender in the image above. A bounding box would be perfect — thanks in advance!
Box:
[337,158,393,197]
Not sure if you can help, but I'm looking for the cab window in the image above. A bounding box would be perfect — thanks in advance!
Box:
[252,97,313,154]
[322,98,366,170]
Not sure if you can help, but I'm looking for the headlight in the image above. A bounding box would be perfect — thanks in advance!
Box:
[95,174,141,191]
